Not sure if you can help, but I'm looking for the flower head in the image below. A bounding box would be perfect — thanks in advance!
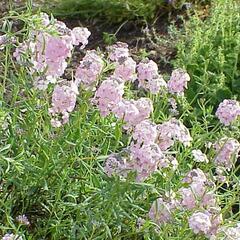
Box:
[189,211,212,234]
[214,138,240,170]
[132,120,157,145]
[149,197,178,225]
[94,77,124,116]
[16,214,30,225]
[157,118,192,150]
[113,57,136,82]
[71,27,91,48]
[49,81,78,127]
[75,50,104,88]
[167,68,190,95]
[113,98,153,129]
[108,42,129,62]
[216,99,240,126]
[192,149,209,163]
[2,234,22,240]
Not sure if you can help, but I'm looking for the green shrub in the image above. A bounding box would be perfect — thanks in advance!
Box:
[50,0,210,23]
[174,0,240,108]
[50,0,164,23]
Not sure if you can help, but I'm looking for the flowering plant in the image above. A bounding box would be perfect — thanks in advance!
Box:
[0,10,239,240]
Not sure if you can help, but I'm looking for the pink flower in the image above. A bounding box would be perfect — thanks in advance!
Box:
[94,77,124,116]
[45,36,71,60]
[180,169,216,209]
[14,14,91,89]
[16,214,30,225]
[149,191,179,225]
[214,138,240,170]
[189,210,222,238]
[71,27,91,48]
[104,142,165,181]
[215,99,240,126]
[180,184,216,210]
[113,98,153,129]
[148,75,167,94]
[207,210,223,237]
[15,31,70,89]
[182,168,207,184]
[220,223,240,239]
[104,155,126,177]
[137,59,166,94]
[128,143,164,181]
[49,81,78,127]
[2,234,22,240]
[32,33,71,81]
[192,149,209,163]
[135,98,153,121]
[113,57,136,82]
[157,118,192,150]
[167,68,190,95]
[137,59,158,82]
[54,21,72,35]
[149,198,175,225]
[75,50,104,88]
[180,187,197,209]
[113,100,139,127]
[132,120,157,145]
[189,211,212,234]
[107,42,129,61]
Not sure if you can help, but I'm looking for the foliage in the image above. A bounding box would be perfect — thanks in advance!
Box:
[174,0,240,108]
[50,0,165,23]
[49,0,210,23]
[0,2,239,240]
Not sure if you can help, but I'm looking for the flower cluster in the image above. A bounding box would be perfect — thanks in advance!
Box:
[93,77,124,117]
[148,168,223,238]
[75,50,104,88]
[49,81,78,127]
[16,214,30,226]
[104,109,190,181]
[71,27,91,48]
[179,168,216,210]
[107,42,137,82]
[107,42,129,61]
[189,211,212,234]
[137,59,167,94]
[113,56,137,82]
[104,154,126,177]
[128,143,164,181]
[157,118,192,151]
[188,210,222,237]
[14,13,91,90]
[100,43,192,181]
[149,194,179,225]
[104,138,166,182]
[2,234,22,240]
[167,68,190,95]
[113,98,153,129]
[215,99,240,126]
[132,120,157,145]
[12,13,92,127]
[177,168,223,238]
[192,149,209,163]
[214,137,240,170]
[219,223,240,239]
